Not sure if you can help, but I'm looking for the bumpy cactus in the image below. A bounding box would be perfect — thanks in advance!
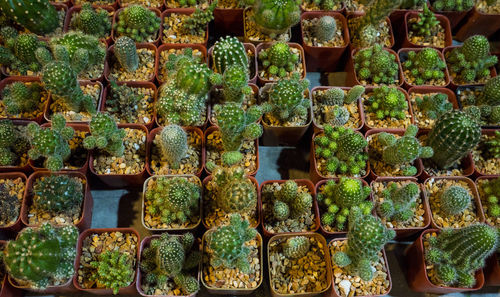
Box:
[410,5,440,37]
[354,44,400,85]
[0,30,45,75]
[416,93,453,120]
[365,86,408,120]
[316,86,365,127]
[156,84,207,127]
[272,180,312,221]
[113,36,139,73]
[282,236,310,259]
[181,2,216,36]
[212,36,248,74]
[106,81,142,123]
[71,4,111,38]
[431,0,474,11]
[0,0,59,35]
[221,64,252,104]
[440,185,472,216]
[89,250,134,295]
[158,125,188,169]
[146,176,200,224]
[377,182,419,222]
[258,42,300,78]
[333,207,395,281]
[83,113,126,157]
[482,178,500,218]
[263,73,309,123]
[312,16,337,42]
[27,114,74,171]
[427,110,481,169]
[403,48,446,85]
[1,81,42,115]
[114,5,161,42]
[478,76,500,106]
[0,120,29,166]
[247,0,301,35]
[206,213,257,273]
[33,175,83,214]
[3,223,78,289]
[140,233,200,295]
[425,224,498,287]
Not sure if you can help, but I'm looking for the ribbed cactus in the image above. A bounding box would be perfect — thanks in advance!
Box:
[263,74,310,123]
[313,16,336,42]
[403,48,446,85]
[410,5,440,37]
[354,44,400,85]
[282,236,310,259]
[377,182,419,222]
[83,113,126,157]
[415,93,453,120]
[114,5,161,42]
[440,185,472,216]
[258,42,300,78]
[212,36,248,74]
[272,180,312,221]
[1,81,42,115]
[33,175,84,214]
[158,125,188,170]
[221,64,252,104]
[478,76,500,106]
[71,4,111,38]
[426,110,481,169]
[114,36,139,73]
[0,0,59,35]
[431,0,474,11]
[248,0,301,35]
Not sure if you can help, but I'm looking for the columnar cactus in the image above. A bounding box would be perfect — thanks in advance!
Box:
[221,64,252,104]
[312,16,336,43]
[366,86,408,120]
[430,0,474,11]
[0,0,59,35]
[71,4,111,39]
[282,236,310,259]
[83,113,127,157]
[410,5,440,37]
[258,42,300,78]
[158,125,188,169]
[272,180,312,221]
[354,44,400,85]
[440,185,472,216]
[114,5,161,42]
[0,30,45,75]
[27,114,74,171]
[114,37,139,73]
[3,223,78,289]
[89,250,134,295]
[377,182,419,222]
[181,2,217,36]
[212,36,249,74]
[263,74,310,123]
[1,81,42,115]
[403,48,446,85]
[247,0,301,35]
[482,178,500,218]
[415,93,453,120]
[33,175,84,214]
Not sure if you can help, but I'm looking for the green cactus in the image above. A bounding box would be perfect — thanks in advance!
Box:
[377,182,419,222]
[403,48,447,85]
[440,185,472,216]
[106,81,142,123]
[89,250,134,295]
[113,36,139,73]
[158,125,188,170]
[282,236,310,259]
[2,223,78,289]
[303,0,341,10]
[354,44,400,85]
[146,176,200,224]
[425,224,498,287]
[181,1,216,36]
[478,76,500,106]
[0,0,59,35]
[431,0,474,11]
[482,178,500,218]
[366,85,408,120]
[114,5,161,42]
[156,84,207,127]
[0,184,20,225]
[312,16,337,42]
[410,5,440,37]
[333,207,395,281]
[206,213,257,273]
[70,4,111,38]
[426,110,481,169]
[27,114,74,171]
[247,0,301,35]
[0,31,46,75]
[272,180,312,221]
[33,175,83,215]
[258,42,300,78]
[1,81,42,115]
[221,64,252,104]
[83,113,126,157]
[415,93,453,120]
[0,120,29,166]
[212,36,249,74]
[480,130,500,160]
[317,86,365,107]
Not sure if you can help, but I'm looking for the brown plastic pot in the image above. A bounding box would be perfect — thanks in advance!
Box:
[105,43,158,83]
[112,7,162,45]
[398,47,451,89]
[484,253,500,286]
[156,43,208,84]
[402,11,452,50]
[0,120,34,174]
[346,48,404,87]
[0,77,48,124]
[456,7,500,41]
[146,126,204,177]
[0,172,27,233]
[473,129,500,177]
[208,84,260,127]
[208,43,257,84]
[203,126,259,176]
[74,228,140,295]
[255,42,307,85]
[269,232,332,297]
[137,234,201,297]
[423,176,485,230]
[63,5,115,47]
[300,11,349,72]
[201,230,263,295]
[89,123,149,188]
[243,8,291,44]
[20,171,93,232]
[259,179,320,239]
[201,175,260,229]
[214,6,244,36]
[429,6,471,30]
[405,228,485,293]
[161,9,209,48]
[347,13,395,50]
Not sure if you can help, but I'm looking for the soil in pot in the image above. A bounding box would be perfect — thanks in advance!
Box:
[216,0,243,8]
[312,88,362,130]
[0,177,25,228]
[104,83,155,126]
[301,0,342,11]
[244,9,290,42]
[114,7,160,43]
[158,47,204,82]
[472,132,500,175]
[0,81,48,121]
[348,17,392,49]
[406,7,447,48]
[121,0,163,7]
[476,0,500,14]
[48,83,101,122]
[162,9,210,44]
[477,178,500,227]
[68,5,112,40]
[257,43,304,82]
[165,0,209,8]
[210,87,258,125]
[109,48,156,82]
[0,122,31,169]
[302,16,346,48]
[362,89,412,129]
[409,92,454,130]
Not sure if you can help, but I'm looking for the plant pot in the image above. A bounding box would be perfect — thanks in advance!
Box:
[390,7,423,48]
[268,232,332,297]
[20,171,93,231]
[111,7,162,44]
[472,129,500,176]
[0,264,22,297]
[0,77,49,124]
[161,8,209,48]
[405,228,484,293]
[63,5,114,47]
[156,44,207,84]
[214,6,244,36]
[141,174,202,232]
[429,6,471,30]
[456,7,500,41]
[105,43,158,83]
[484,253,500,286]
[243,8,291,44]
[346,48,404,87]
[398,47,451,89]
[347,13,395,50]
[0,120,34,174]
[73,227,140,295]
[256,42,307,85]
[146,126,204,177]
[89,123,149,188]
[136,235,201,297]
[208,43,257,84]
[300,11,349,72]
[402,11,452,50]
[203,126,259,176]
[0,172,27,234]
[209,84,260,127]
[201,229,263,295]
[260,179,320,239]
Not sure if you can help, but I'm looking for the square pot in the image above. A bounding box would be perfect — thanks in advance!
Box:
[161,8,209,48]
[105,43,158,83]
[347,13,395,50]
[208,43,257,84]
[398,47,450,89]
[156,44,208,84]
[0,77,49,124]
[214,6,244,36]
[402,11,452,50]
[0,172,27,234]
[429,6,471,30]
[472,129,500,176]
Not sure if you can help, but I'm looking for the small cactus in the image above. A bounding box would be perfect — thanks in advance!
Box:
[83,113,126,157]
[377,182,419,222]
[271,180,312,221]
[440,185,472,216]
[282,236,310,259]
[258,42,301,78]
[158,125,188,170]
[114,5,161,42]
[312,16,336,42]
[114,36,139,73]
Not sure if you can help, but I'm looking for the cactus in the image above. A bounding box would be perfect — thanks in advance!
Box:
[206,213,257,273]
[0,120,29,166]
[427,110,481,169]
[247,0,301,35]
[212,36,249,74]
[440,185,472,216]
[480,130,500,160]
[71,4,111,38]
[446,35,498,84]
[32,175,83,214]
[2,223,78,289]
[272,180,312,221]
[316,86,365,127]
[158,125,188,169]
[425,224,498,287]
[0,0,59,35]
[282,236,310,259]
[365,86,408,120]
[415,93,453,120]
[27,114,74,171]
[106,81,142,123]
[354,44,400,85]
[258,42,300,78]
[478,76,500,106]
[431,0,474,11]
[113,36,139,73]
[402,48,446,85]
[89,250,134,295]
[114,5,161,42]
[140,233,200,295]
[156,84,207,126]
[482,178,500,218]
[1,81,42,115]
[0,184,20,226]
[83,113,126,157]
[410,5,440,37]
[333,207,395,281]
[312,16,336,42]
[175,0,204,7]
[221,64,252,104]
[181,1,216,36]
[303,0,342,10]
[377,182,419,222]
[0,31,45,75]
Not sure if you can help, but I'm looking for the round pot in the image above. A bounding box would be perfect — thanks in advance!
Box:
[214,6,244,36]
[0,120,34,175]
[0,172,27,234]
[255,42,307,86]
[111,7,162,45]
[156,43,208,84]
[209,84,260,127]
[456,7,500,41]
[63,5,115,49]
[398,47,451,89]
[161,8,209,48]
[347,13,395,50]
[208,43,257,84]
[105,43,158,83]
[402,11,452,50]
[0,77,48,124]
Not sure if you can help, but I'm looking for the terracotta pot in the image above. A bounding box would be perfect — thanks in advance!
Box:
[473,129,500,176]
[71,0,117,9]
[484,253,500,286]
[242,8,291,44]
[146,126,204,177]
[402,11,452,50]
[329,238,391,297]
[347,13,395,50]
[429,6,471,30]
[37,3,68,41]
[0,172,27,233]
[268,232,332,297]
[255,42,307,85]
[405,228,484,293]
[111,7,162,45]
[259,179,320,239]
[136,235,201,297]
[300,11,350,72]
[208,43,257,84]
[208,84,260,127]
[456,7,500,41]
[0,77,48,124]
[156,43,208,84]
[0,120,34,174]
[29,123,90,174]
[314,178,371,238]
[201,175,260,229]
[20,171,93,231]
[201,230,263,295]
[63,5,115,48]
[203,126,259,176]
[105,43,158,83]
[423,176,485,230]
[161,9,209,48]
[214,7,244,36]
[346,48,404,87]
[398,47,451,89]
[73,228,140,295]
[89,123,149,188]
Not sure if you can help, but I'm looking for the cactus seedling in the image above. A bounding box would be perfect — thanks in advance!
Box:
[480,131,500,160]
[180,1,217,36]
[113,37,139,73]
[258,42,301,78]
[410,4,440,38]
[106,81,142,123]
[1,81,43,116]
[83,113,126,157]
[114,5,161,42]
[315,86,365,127]
[402,48,447,85]
[282,236,311,259]
[70,4,112,39]
[0,120,29,167]
[377,182,420,222]
[272,180,312,221]
[312,16,337,43]
[431,0,474,11]
[158,125,188,170]
[90,250,134,294]
[33,175,84,215]
[302,0,342,10]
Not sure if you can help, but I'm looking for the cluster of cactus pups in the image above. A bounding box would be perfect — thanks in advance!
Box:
[430,0,474,11]
[32,174,84,216]
[409,4,440,38]
[481,178,500,218]
[114,5,161,42]
[315,86,365,127]
[272,180,313,221]
[258,42,301,78]
[402,48,447,85]
[89,250,135,294]
[461,76,500,125]
[354,44,400,85]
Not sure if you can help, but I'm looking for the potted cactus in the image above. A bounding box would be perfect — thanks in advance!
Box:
[407,87,457,130]
[403,6,452,49]
[256,42,306,83]
[350,44,403,87]
[0,78,49,123]
[112,5,161,43]
[301,0,343,11]
[399,48,450,88]
[429,0,474,29]
[268,233,332,296]
[142,175,201,231]
[201,214,263,294]
[362,86,413,130]
[0,240,22,297]
[72,0,116,6]
[107,37,157,83]
[119,0,163,7]
[476,176,500,227]
[165,0,210,8]
[0,30,47,77]
[157,45,206,84]
[456,76,500,127]
[472,130,500,175]
[0,0,60,36]
[64,4,113,42]
[0,120,33,171]
[0,173,26,233]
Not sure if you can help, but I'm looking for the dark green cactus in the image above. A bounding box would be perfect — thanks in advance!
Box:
[312,16,337,42]
[221,64,252,104]
[480,130,500,160]
[212,36,248,74]
[365,86,408,120]
[33,175,83,215]
[478,76,500,106]
[70,4,111,38]
[89,250,134,295]
[377,182,420,222]
[400,0,426,8]
[415,93,453,120]
[431,0,474,11]
[0,0,59,35]
[114,5,161,42]
[0,30,45,75]
[156,84,207,127]
[410,5,440,37]
[158,125,188,169]
[354,44,400,85]
[272,180,312,221]
[181,1,216,36]
[0,120,29,166]
[113,36,139,73]
[83,113,126,157]
[258,42,300,78]
[282,236,310,259]
[106,81,142,123]
[1,81,42,115]
[403,48,446,85]
[247,0,301,35]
